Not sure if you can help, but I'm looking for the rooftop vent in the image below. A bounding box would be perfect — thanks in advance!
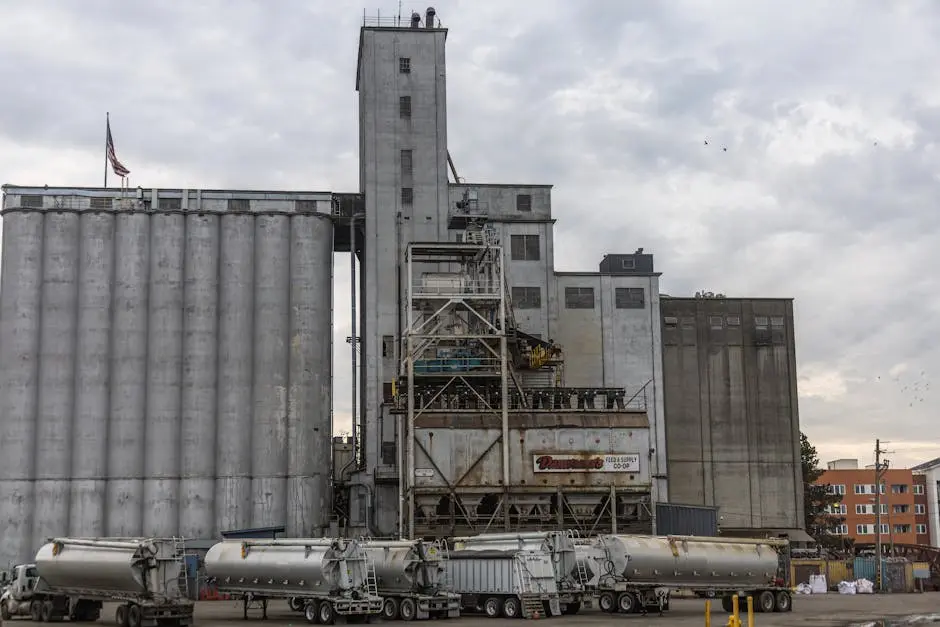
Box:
[425,7,436,28]
[411,11,421,28]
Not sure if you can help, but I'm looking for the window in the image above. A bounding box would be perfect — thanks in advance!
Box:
[894,504,910,514]
[726,315,741,326]
[401,187,413,205]
[771,316,785,327]
[855,483,885,495]
[401,150,413,176]
[20,194,43,208]
[399,96,412,119]
[382,335,394,359]
[511,287,541,309]
[161,198,182,210]
[615,287,645,309]
[516,194,532,212]
[917,524,928,534]
[621,257,636,270]
[856,524,872,535]
[914,484,925,495]
[90,197,113,210]
[880,504,888,515]
[891,484,909,494]
[564,287,595,309]
[894,524,912,534]
[827,484,846,496]
[754,316,769,327]
[664,316,679,327]
[856,504,872,515]
[915,504,926,515]
[708,315,723,328]
[510,234,540,261]
[399,57,411,74]
[832,524,848,535]
[828,503,846,515]
[228,198,250,211]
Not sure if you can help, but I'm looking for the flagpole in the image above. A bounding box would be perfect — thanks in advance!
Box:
[104,112,109,189]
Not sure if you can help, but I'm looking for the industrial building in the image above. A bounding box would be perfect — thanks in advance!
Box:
[0,8,805,566]
[659,297,808,539]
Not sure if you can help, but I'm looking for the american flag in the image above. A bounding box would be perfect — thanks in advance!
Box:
[106,119,130,178]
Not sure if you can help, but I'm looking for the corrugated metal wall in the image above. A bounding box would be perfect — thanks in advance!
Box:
[0,194,334,566]
[655,502,718,536]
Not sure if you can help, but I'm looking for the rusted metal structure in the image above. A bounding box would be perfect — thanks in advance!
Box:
[396,215,653,539]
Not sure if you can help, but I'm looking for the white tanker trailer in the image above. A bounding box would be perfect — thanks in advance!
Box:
[357,540,459,621]
[204,538,382,625]
[581,535,792,615]
[0,537,193,627]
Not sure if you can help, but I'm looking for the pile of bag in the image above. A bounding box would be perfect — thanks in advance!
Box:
[837,578,874,594]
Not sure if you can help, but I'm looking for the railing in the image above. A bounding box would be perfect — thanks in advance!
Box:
[413,357,502,375]
[412,279,501,298]
[362,12,442,28]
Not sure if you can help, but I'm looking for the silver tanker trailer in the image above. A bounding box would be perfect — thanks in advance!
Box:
[356,540,459,621]
[204,538,382,625]
[584,534,793,615]
[0,537,193,627]
[451,532,586,615]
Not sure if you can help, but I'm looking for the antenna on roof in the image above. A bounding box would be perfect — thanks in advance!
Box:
[397,0,402,26]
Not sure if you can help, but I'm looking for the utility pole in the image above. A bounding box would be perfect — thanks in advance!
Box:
[874,438,890,592]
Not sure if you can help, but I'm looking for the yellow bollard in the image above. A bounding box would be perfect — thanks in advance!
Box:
[725,595,742,627]
[705,600,711,627]
[747,596,754,627]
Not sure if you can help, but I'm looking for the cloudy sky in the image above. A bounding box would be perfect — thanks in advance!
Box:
[2,0,938,469]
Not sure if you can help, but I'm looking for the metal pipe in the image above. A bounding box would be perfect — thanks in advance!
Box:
[499,260,510,529]
[398,411,405,539]
[406,250,416,540]
[350,214,358,467]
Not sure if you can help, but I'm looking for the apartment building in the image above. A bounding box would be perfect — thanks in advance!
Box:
[816,459,929,546]
[912,457,940,547]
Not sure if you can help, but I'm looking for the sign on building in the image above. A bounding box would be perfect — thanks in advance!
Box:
[532,453,640,473]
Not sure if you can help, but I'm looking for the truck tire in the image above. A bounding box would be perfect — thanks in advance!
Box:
[30,602,42,622]
[126,606,141,627]
[561,602,581,616]
[617,592,637,614]
[721,596,733,613]
[482,598,500,618]
[500,597,520,619]
[774,591,791,613]
[302,601,318,624]
[756,591,775,613]
[1,601,11,621]
[398,599,416,622]
[381,598,399,621]
[289,598,304,612]
[41,602,54,623]
[317,601,335,626]
[598,592,615,613]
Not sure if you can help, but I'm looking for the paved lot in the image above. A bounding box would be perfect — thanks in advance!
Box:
[182,593,940,627]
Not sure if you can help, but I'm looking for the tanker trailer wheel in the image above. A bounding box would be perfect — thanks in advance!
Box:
[598,592,616,613]
[398,599,416,622]
[381,598,399,621]
[617,592,637,614]
[289,598,305,612]
[114,606,127,627]
[482,597,501,618]
[1,600,11,621]
[126,605,141,627]
[500,597,520,619]
[720,596,734,613]
[561,602,581,616]
[773,591,792,613]
[756,591,775,613]
[41,602,55,623]
[317,601,335,625]
[30,601,42,622]
[303,601,319,624]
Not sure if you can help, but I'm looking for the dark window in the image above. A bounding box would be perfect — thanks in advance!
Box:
[708,315,723,328]
[771,315,785,327]
[401,187,413,205]
[381,442,397,465]
[510,234,540,261]
[621,257,636,270]
[161,198,182,210]
[382,335,394,359]
[565,287,595,309]
[401,150,413,176]
[614,287,645,309]
[511,286,541,309]
[399,57,411,74]
[228,198,250,211]
[21,194,43,208]
[400,96,412,119]
[663,316,679,326]
[754,316,769,327]
[516,194,532,212]
[89,197,112,210]
[726,315,741,326]
[296,199,317,212]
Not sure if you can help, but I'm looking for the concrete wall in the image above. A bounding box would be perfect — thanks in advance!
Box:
[551,272,667,504]
[356,25,450,535]
[660,297,804,530]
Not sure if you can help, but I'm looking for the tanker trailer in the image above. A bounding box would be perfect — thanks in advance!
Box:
[356,540,459,621]
[444,546,561,620]
[452,532,586,615]
[591,535,792,615]
[0,537,193,627]
[204,538,382,625]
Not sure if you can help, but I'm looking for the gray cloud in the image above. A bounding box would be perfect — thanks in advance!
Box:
[0,0,938,466]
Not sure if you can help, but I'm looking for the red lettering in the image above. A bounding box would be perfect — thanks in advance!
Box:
[535,455,605,471]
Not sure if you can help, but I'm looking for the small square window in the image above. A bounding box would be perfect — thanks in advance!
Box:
[708,315,724,328]
[516,194,532,212]
[771,316,785,327]
[90,197,113,210]
[21,194,43,208]
[228,198,250,212]
[621,257,636,270]
[510,234,540,261]
[511,286,541,309]
[400,96,412,119]
[754,316,769,327]
[664,316,679,326]
[615,287,644,309]
[399,57,411,74]
[726,315,741,326]
[161,198,182,210]
[564,287,595,309]
[401,187,413,205]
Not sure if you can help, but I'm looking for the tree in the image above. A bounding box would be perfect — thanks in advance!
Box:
[801,431,846,542]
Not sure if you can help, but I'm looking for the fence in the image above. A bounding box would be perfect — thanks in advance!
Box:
[790,558,917,593]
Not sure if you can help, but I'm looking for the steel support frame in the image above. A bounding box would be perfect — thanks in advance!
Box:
[402,240,510,539]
